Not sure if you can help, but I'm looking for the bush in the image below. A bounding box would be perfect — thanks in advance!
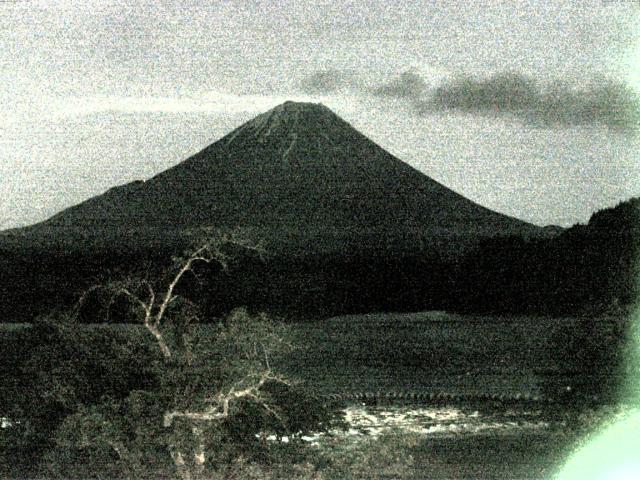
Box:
[1,310,342,478]
[1,315,158,471]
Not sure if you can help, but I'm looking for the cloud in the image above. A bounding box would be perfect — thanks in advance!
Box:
[374,71,640,130]
[47,71,640,131]
[427,73,539,113]
[299,69,354,94]
[373,71,429,99]
[47,93,320,118]
[299,67,441,99]
[426,73,640,128]
[531,81,640,129]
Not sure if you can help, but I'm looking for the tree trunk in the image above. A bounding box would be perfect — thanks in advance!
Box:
[145,322,172,359]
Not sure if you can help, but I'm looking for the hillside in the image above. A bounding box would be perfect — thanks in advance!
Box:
[5,101,544,255]
[0,101,556,321]
[454,197,640,314]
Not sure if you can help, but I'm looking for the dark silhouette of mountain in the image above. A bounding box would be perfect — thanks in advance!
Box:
[0,101,559,321]
[7,101,544,254]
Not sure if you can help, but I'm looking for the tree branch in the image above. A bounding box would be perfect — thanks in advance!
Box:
[163,370,291,428]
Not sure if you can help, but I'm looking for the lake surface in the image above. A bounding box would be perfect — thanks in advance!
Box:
[341,405,550,437]
[265,403,557,445]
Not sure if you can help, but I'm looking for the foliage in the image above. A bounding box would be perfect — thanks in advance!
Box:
[319,432,419,480]
[1,233,342,479]
[1,312,339,478]
[0,314,158,469]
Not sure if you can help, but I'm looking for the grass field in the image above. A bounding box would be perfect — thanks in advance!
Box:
[0,311,628,479]
[278,311,624,401]
[1,311,624,400]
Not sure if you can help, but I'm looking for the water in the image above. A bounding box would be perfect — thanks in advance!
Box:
[269,404,552,444]
[342,405,549,437]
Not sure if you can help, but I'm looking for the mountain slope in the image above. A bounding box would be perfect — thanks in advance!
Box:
[0,101,559,321]
[19,101,542,251]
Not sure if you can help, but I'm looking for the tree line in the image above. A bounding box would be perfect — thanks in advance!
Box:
[0,198,637,322]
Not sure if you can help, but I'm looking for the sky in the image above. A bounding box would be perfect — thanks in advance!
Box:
[1,0,640,229]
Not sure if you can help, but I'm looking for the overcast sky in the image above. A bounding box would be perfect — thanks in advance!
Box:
[1,0,639,229]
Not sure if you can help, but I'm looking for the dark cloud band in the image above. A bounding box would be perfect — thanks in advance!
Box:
[423,72,640,129]
[373,71,428,99]
[299,69,359,94]
[300,69,640,129]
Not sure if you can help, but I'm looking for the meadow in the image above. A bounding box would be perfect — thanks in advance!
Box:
[279,312,624,401]
[1,311,626,479]
[2,311,622,397]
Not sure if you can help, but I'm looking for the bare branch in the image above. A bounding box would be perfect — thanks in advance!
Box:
[261,342,271,371]
[120,288,151,319]
[164,369,292,428]
[72,284,103,316]
[156,249,212,328]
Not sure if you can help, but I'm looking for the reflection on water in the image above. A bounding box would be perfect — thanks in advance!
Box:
[265,405,554,445]
[341,405,550,438]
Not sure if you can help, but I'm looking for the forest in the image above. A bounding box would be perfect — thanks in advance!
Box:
[1,197,637,322]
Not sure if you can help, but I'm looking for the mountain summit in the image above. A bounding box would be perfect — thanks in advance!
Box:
[17,101,542,251]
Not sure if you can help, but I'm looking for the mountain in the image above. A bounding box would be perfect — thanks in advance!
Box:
[7,101,545,254]
[0,101,557,321]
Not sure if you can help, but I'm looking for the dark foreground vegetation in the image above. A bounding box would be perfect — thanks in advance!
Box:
[1,311,630,479]
[1,234,345,479]
[0,314,343,479]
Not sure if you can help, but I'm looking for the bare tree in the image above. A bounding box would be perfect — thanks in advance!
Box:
[73,229,303,480]
[164,366,293,480]
[76,229,262,358]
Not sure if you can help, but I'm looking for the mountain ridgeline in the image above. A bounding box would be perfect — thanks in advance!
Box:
[0,102,637,321]
[19,101,540,249]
